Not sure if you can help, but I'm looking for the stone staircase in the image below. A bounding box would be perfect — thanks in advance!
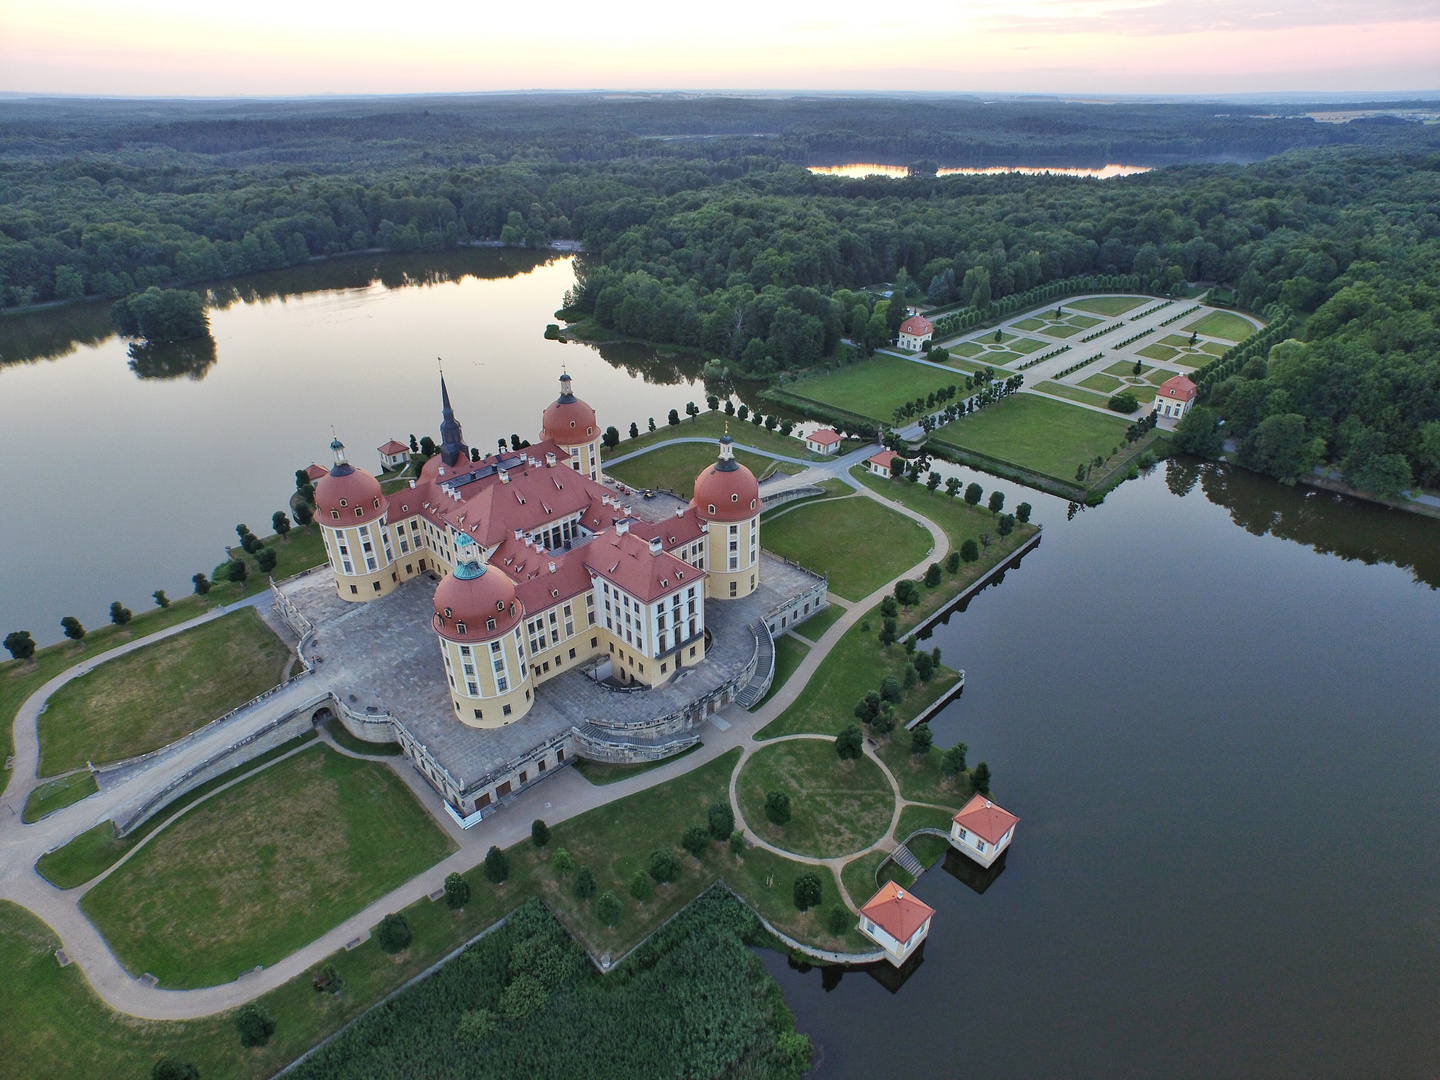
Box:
[732,620,776,709]
[888,843,924,879]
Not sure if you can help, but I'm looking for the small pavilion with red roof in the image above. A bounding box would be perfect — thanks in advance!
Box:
[950,793,1019,868]
[1154,374,1198,422]
[858,880,937,966]
[898,314,934,351]
[377,439,410,473]
[866,449,903,478]
[802,427,843,456]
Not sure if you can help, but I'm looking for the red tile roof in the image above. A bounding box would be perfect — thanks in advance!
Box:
[953,794,1018,846]
[1158,375,1197,402]
[899,315,934,336]
[626,507,706,551]
[583,528,698,603]
[305,463,328,481]
[867,450,901,470]
[377,440,409,455]
[806,428,842,446]
[860,881,935,945]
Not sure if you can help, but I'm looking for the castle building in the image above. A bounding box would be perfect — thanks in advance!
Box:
[312,374,765,729]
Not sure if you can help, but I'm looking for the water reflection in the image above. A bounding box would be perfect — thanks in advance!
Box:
[126,337,218,380]
[1173,458,1440,588]
[942,846,1007,895]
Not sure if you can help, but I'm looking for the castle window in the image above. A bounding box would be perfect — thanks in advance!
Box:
[708,504,715,514]
[486,617,496,630]
[497,677,508,692]
[356,508,364,517]
[444,607,452,618]
[457,622,467,634]
[503,704,512,716]
[467,681,478,695]
[373,497,380,509]
[731,494,738,502]
[474,708,482,719]
[331,510,339,520]
[339,498,347,507]
[350,584,358,594]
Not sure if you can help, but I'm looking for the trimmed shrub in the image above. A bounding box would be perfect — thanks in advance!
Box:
[377,912,412,954]
[826,906,851,936]
[835,723,864,760]
[596,891,624,926]
[681,825,710,857]
[550,847,573,874]
[152,1057,201,1080]
[531,819,551,848]
[648,848,682,883]
[484,845,510,884]
[443,872,470,910]
[708,801,735,840]
[764,790,792,826]
[235,1002,276,1048]
[573,867,597,900]
[793,872,823,912]
[629,871,655,901]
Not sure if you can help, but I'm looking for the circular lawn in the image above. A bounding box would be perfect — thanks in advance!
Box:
[737,738,895,859]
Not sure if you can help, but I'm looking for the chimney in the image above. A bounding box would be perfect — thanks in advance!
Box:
[548,561,557,573]
[623,505,632,516]
[498,469,510,484]
[514,528,524,540]
[649,537,663,554]
[408,479,416,488]
[674,506,685,518]
[615,519,630,536]
[546,452,556,467]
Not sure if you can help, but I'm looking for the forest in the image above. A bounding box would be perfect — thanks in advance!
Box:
[1,94,1438,492]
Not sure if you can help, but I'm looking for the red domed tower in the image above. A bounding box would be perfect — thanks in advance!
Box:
[541,372,602,481]
[433,545,531,727]
[692,430,761,599]
[315,436,398,601]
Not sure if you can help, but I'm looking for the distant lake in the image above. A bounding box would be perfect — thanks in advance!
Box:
[808,163,1152,179]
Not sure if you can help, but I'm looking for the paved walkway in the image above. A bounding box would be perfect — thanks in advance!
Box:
[0,446,951,1021]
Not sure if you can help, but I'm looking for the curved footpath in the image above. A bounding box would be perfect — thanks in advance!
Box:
[0,440,950,1020]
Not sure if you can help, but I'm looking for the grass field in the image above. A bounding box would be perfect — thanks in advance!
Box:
[1010,337,1047,354]
[605,441,790,498]
[951,340,984,357]
[752,635,809,709]
[600,411,825,463]
[1041,323,1083,338]
[37,607,291,777]
[1145,368,1176,385]
[1200,340,1229,355]
[760,495,932,601]
[1104,360,1152,377]
[1067,313,1103,328]
[1183,310,1257,342]
[1012,318,1044,331]
[1125,382,1158,402]
[932,393,1130,482]
[1138,342,1179,362]
[21,771,98,823]
[1068,295,1147,317]
[1080,373,1123,394]
[80,746,454,988]
[737,739,894,858]
[793,602,845,642]
[783,356,962,422]
[1160,333,1196,347]
[1035,380,1108,405]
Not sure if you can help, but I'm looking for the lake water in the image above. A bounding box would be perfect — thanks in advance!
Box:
[0,251,710,645]
[4,254,1439,1077]
[763,462,1440,1080]
[808,164,1152,180]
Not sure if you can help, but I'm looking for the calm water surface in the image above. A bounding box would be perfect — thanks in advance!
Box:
[0,252,708,644]
[764,462,1440,1080]
[4,254,1439,1078]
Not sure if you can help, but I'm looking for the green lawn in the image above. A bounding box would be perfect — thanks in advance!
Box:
[1160,333,1195,347]
[21,771,98,823]
[783,355,963,422]
[1066,313,1103,328]
[1012,318,1045,331]
[37,607,291,777]
[930,393,1131,483]
[571,742,702,786]
[1041,323,1083,338]
[753,635,809,709]
[841,850,895,905]
[1183,310,1258,342]
[1035,380,1105,405]
[1199,340,1229,355]
[896,803,958,839]
[36,734,317,890]
[876,725,975,807]
[1138,342,1179,362]
[793,602,845,642]
[1104,360,1152,377]
[600,411,825,463]
[1145,367,1177,385]
[1080,372,1122,394]
[951,341,984,357]
[1068,295,1147,317]
[758,612,961,740]
[760,495,932,601]
[1009,337,1047,354]
[605,441,789,499]
[737,739,895,858]
[80,746,454,988]
[1126,382,1158,402]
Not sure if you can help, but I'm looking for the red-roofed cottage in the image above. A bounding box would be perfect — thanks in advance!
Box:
[866,449,903,478]
[858,880,936,966]
[304,463,328,483]
[1154,375,1197,421]
[950,793,1018,868]
[898,314,934,352]
[803,428,843,456]
[378,439,411,473]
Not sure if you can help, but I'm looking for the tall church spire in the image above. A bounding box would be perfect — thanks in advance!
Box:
[438,368,467,467]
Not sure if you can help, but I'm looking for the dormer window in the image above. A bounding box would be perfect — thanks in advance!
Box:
[339,498,348,507]
[496,600,505,611]
[356,508,364,517]
[444,607,452,618]
[708,504,716,513]
[330,510,339,520]
[373,497,380,509]
[486,617,496,630]
[750,499,757,508]
[731,494,738,502]
[457,621,467,634]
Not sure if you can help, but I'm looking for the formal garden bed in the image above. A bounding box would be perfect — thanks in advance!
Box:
[736,739,895,859]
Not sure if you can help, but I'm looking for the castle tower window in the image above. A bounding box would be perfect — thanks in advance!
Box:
[457,622,467,634]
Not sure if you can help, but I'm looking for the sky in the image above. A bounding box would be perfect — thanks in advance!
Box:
[2,0,1439,97]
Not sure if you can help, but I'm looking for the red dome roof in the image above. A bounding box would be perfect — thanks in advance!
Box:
[314,465,385,523]
[692,458,760,522]
[434,562,522,643]
[541,374,597,445]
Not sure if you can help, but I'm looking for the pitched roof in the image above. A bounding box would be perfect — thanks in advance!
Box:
[953,794,1019,845]
[377,440,409,455]
[1158,375,1198,402]
[806,428,842,446]
[860,880,935,945]
[305,463,328,481]
[867,449,902,469]
[583,528,699,603]
[899,315,934,336]
[625,506,706,550]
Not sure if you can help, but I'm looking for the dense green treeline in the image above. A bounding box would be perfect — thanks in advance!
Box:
[287,892,810,1080]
